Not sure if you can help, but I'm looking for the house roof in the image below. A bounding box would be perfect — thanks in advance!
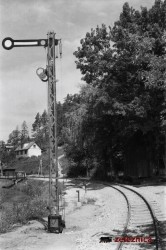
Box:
[15,142,39,151]
[5,145,14,149]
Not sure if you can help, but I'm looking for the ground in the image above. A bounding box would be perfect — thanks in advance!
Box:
[0,180,166,250]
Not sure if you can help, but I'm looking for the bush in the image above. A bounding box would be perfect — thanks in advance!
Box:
[0,206,17,233]
[0,180,48,234]
[0,198,48,233]
[19,181,43,197]
[82,197,97,205]
[67,163,87,177]
[13,198,48,223]
[30,156,38,160]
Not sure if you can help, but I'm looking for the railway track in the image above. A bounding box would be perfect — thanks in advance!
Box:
[105,184,162,250]
[13,177,164,249]
[66,178,165,249]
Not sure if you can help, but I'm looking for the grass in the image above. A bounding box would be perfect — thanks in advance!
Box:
[0,179,49,234]
[0,147,67,234]
[0,178,66,234]
[82,197,97,205]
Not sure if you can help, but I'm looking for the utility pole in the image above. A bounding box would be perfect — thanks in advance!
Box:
[2,32,65,233]
[38,158,43,176]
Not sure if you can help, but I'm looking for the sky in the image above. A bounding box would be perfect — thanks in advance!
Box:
[0,0,154,142]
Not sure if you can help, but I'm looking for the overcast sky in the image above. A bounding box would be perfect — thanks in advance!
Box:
[0,0,153,142]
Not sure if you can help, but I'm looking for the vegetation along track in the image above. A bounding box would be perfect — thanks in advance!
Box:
[107,184,161,250]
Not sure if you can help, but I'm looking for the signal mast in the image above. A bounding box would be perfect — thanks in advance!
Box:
[2,31,65,233]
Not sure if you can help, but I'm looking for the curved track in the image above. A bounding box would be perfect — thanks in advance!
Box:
[107,184,160,250]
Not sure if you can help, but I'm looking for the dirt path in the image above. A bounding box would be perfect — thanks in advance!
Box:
[29,154,65,180]
[58,154,65,177]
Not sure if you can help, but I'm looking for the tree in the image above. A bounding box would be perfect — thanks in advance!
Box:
[32,113,43,148]
[8,126,21,147]
[109,0,166,176]
[41,110,49,143]
[32,110,49,149]
[73,1,166,177]
[0,141,5,161]
[20,121,29,145]
[32,113,41,134]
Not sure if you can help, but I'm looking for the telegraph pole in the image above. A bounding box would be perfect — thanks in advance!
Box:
[2,32,64,233]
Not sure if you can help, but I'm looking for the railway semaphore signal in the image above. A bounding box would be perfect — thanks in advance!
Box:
[2,31,65,233]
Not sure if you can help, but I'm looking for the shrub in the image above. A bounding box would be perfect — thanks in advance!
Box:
[13,198,48,222]
[0,198,48,234]
[30,156,38,160]
[0,206,17,233]
[0,180,48,234]
[67,163,87,178]
[82,197,97,205]
[22,181,43,197]
[14,180,45,197]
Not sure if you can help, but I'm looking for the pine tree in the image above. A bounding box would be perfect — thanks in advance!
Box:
[8,125,21,147]
[21,121,29,144]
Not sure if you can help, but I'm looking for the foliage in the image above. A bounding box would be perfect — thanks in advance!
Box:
[7,126,21,147]
[0,180,48,234]
[32,111,49,149]
[0,149,16,164]
[3,1,166,178]
[69,0,166,177]
[67,162,87,177]
[20,121,29,145]
[32,105,64,149]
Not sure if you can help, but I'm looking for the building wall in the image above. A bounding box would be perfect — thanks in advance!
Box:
[27,144,41,157]
[16,150,28,158]
[16,143,41,158]
[3,170,15,177]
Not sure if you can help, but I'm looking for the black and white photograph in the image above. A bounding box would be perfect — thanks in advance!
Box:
[0,0,166,249]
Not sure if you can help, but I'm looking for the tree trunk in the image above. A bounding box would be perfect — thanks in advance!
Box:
[164,132,166,175]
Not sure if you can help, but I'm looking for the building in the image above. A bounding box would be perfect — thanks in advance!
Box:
[5,144,14,152]
[15,171,26,179]
[0,141,14,152]
[2,169,26,179]
[15,142,41,159]
[3,168,16,178]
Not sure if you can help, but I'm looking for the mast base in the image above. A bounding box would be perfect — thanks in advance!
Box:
[48,214,65,233]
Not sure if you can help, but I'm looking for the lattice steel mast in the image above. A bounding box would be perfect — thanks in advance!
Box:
[47,31,59,215]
